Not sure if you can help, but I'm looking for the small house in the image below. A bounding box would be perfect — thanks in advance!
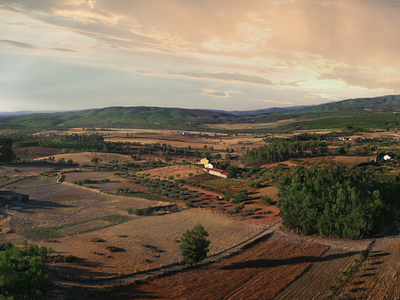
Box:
[0,190,29,207]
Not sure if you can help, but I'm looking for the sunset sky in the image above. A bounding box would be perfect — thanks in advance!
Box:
[1,0,399,112]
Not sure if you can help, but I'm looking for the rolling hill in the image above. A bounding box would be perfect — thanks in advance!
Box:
[1,95,400,132]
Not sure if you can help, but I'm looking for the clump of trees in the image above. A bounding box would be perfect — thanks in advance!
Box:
[0,242,52,299]
[277,165,400,239]
[241,140,328,165]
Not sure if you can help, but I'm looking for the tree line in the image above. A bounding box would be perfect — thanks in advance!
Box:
[277,165,400,239]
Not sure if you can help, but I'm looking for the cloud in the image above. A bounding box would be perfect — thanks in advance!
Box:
[0,39,78,53]
[259,99,294,105]
[200,88,242,98]
[172,72,274,86]
[0,39,37,49]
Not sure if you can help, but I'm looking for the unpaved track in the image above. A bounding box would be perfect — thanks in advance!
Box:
[48,222,281,287]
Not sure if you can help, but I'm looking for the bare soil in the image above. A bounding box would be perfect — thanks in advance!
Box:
[101,234,329,300]
[334,236,400,299]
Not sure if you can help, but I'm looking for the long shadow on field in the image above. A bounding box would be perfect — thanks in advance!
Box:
[220,251,358,270]
[50,261,118,281]
[103,287,159,300]
[16,199,76,212]
[370,252,391,258]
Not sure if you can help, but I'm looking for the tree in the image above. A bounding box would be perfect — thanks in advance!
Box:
[179,224,210,266]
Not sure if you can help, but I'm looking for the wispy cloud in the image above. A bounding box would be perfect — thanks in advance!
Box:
[0,39,78,53]
[259,99,294,105]
[200,88,242,98]
[172,72,274,86]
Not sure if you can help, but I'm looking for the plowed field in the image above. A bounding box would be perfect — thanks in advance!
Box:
[334,236,400,299]
[102,235,329,300]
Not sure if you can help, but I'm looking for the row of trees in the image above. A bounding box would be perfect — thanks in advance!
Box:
[277,165,400,239]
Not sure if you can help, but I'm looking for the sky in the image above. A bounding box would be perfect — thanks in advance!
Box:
[1,0,399,112]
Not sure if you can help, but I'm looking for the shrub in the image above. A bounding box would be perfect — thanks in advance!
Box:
[238,213,248,217]
[90,237,106,242]
[219,206,226,211]
[63,255,77,262]
[126,208,144,215]
[227,210,234,215]
[209,204,216,208]
[247,208,256,214]
[249,181,262,188]
[106,246,119,252]
[260,195,274,205]
[5,204,11,209]
[233,205,244,213]
[232,189,248,203]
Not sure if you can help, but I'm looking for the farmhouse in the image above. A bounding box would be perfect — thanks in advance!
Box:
[204,168,230,179]
[0,190,29,207]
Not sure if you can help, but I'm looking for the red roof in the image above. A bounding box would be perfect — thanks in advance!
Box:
[208,168,224,173]
[205,168,230,175]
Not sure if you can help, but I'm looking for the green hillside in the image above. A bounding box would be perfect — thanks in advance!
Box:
[1,95,400,132]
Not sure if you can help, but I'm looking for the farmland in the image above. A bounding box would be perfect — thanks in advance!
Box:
[333,236,400,299]
[3,114,400,300]
[99,233,330,300]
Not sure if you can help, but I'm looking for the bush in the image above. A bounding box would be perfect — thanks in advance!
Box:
[247,208,256,214]
[90,237,106,242]
[232,189,248,203]
[249,181,262,188]
[63,255,77,262]
[227,210,234,215]
[233,205,244,213]
[106,246,119,252]
[209,204,216,208]
[219,206,226,211]
[5,204,11,209]
[260,195,274,205]
[126,208,144,215]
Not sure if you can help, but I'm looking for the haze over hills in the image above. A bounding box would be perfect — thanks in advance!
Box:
[1,95,399,131]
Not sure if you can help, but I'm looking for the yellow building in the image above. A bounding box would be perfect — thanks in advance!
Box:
[198,158,209,167]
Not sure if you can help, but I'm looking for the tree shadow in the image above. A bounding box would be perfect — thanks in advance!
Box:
[370,252,391,258]
[220,251,358,270]
[14,199,76,212]
[360,273,376,277]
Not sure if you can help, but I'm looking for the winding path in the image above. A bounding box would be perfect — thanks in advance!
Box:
[48,221,281,287]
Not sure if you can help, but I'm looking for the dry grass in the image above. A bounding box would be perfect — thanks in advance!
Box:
[136,165,202,179]
[43,209,261,280]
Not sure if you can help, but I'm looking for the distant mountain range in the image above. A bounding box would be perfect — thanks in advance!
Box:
[1,95,399,132]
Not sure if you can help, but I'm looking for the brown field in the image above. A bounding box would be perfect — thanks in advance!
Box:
[101,233,329,300]
[13,146,64,159]
[136,165,203,179]
[2,182,153,236]
[334,236,400,299]
[36,152,134,166]
[44,209,260,280]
